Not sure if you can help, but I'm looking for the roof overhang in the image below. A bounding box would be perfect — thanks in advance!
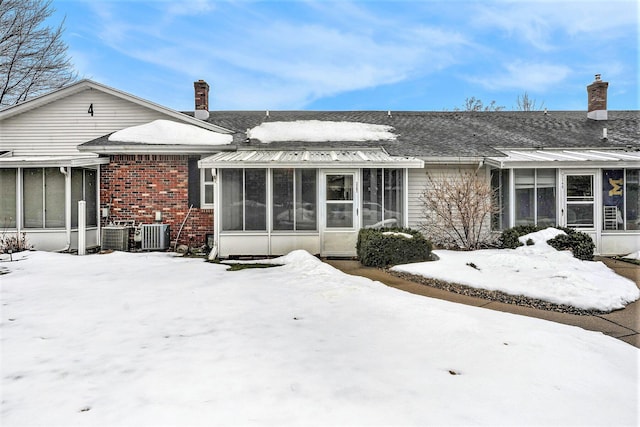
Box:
[199,149,425,169]
[0,154,109,168]
[79,144,236,155]
[486,149,640,169]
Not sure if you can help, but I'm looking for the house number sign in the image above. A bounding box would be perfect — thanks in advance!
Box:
[88,103,94,116]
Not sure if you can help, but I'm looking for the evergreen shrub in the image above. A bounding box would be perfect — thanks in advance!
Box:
[357,227,432,268]
[498,225,543,249]
[547,227,595,261]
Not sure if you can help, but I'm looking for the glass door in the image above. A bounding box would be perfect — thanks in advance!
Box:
[325,173,355,228]
[563,173,595,228]
[321,171,359,256]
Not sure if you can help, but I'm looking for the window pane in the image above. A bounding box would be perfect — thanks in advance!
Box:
[0,169,17,228]
[295,169,316,231]
[244,169,266,231]
[85,169,97,227]
[71,169,83,227]
[23,168,43,228]
[567,204,594,228]
[221,169,243,231]
[326,175,353,201]
[567,175,593,199]
[602,169,624,230]
[273,169,294,231]
[536,169,556,227]
[45,168,65,228]
[491,169,510,230]
[362,169,382,227]
[626,169,639,230]
[384,169,403,227]
[326,203,353,228]
[515,170,535,226]
[204,184,214,205]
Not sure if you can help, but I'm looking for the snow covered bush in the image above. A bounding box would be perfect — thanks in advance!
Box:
[499,225,543,249]
[499,226,595,261]
[547,229,595,261]
[0,232,31,254]
[357,227,432,267]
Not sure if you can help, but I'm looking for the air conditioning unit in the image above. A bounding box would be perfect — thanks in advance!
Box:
[141,224,170,250]
[101,226,130,251]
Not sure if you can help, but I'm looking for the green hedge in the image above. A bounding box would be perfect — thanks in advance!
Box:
[498,225,595,261]
[357,227,432,268]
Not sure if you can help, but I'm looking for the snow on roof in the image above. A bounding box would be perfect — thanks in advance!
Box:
[249,120,397,143]
[108,119,233,145]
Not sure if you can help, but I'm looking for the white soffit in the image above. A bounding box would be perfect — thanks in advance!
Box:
[199,149,424,169]
[486,149,640,168]
[0,155,109,168]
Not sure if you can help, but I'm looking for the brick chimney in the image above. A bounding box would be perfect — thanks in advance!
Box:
[194,80,210,120]
[587,74,608,120]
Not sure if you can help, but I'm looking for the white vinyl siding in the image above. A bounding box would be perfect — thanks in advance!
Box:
[0,89,168,156]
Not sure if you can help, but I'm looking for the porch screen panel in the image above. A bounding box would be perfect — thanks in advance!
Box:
[626,170,639,230]
[362,169,382,227]
[71,169,83,227]
[384,169,403,227]
[490,169,510,230]
[85,169,97,227]
[536,169,556,227]
[295,169,316,231]
[23,168,44,228]
[273,169,294,231]
[244,169,266,231]
[44,168,65,228]
[515,169,534,226]
[221,169,243,231]
[0,169,17,228]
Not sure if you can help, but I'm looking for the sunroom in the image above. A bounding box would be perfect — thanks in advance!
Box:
[487,149,640,256]
[0,155,108,251]
[199,149,424,258]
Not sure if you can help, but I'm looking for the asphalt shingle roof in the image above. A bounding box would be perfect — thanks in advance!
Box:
[203,110,640,158]
[81,110,639,159]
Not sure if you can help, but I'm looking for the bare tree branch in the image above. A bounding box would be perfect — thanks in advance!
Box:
[0,0,77,107]
[419,170,499,249]
[515,91,545,111]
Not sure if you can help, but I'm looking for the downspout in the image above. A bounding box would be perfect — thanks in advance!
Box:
[59,166,71,252]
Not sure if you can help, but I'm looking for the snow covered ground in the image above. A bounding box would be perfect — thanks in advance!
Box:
[1,249,638,426]
[392,228,640,312]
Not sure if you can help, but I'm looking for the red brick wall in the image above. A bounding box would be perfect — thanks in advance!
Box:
[101,155,213,248]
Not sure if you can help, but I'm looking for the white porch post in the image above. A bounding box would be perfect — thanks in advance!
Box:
[78,200,86,255]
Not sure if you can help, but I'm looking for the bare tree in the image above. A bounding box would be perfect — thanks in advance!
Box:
[0,0,77,107]
[454,96,505,112]
[419,170,499,250]
[515,91,545,111]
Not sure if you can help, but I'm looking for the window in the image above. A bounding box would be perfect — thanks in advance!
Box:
[23,168,65,228]
[272,169,317,231]
[362,168,404,228]
[0,169,17,228]
[325,174,354,228]
[221,168,266,231]
[201,168,215,208]
[71,168,98,227]
[514,169,556,227]
[603,169,639,231]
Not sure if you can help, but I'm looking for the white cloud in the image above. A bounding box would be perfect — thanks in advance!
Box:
[465,61,573,92]
[472,1,638,50]
[82,2,472,109]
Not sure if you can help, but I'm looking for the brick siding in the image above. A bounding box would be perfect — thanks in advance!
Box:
[101,155,213,248]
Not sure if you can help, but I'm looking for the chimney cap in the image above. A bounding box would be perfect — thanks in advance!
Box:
[595,73,601,81]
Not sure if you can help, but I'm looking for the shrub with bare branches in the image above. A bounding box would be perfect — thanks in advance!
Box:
[419,170,499,250]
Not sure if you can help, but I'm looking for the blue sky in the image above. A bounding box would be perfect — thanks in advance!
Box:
[51,0,638,112]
